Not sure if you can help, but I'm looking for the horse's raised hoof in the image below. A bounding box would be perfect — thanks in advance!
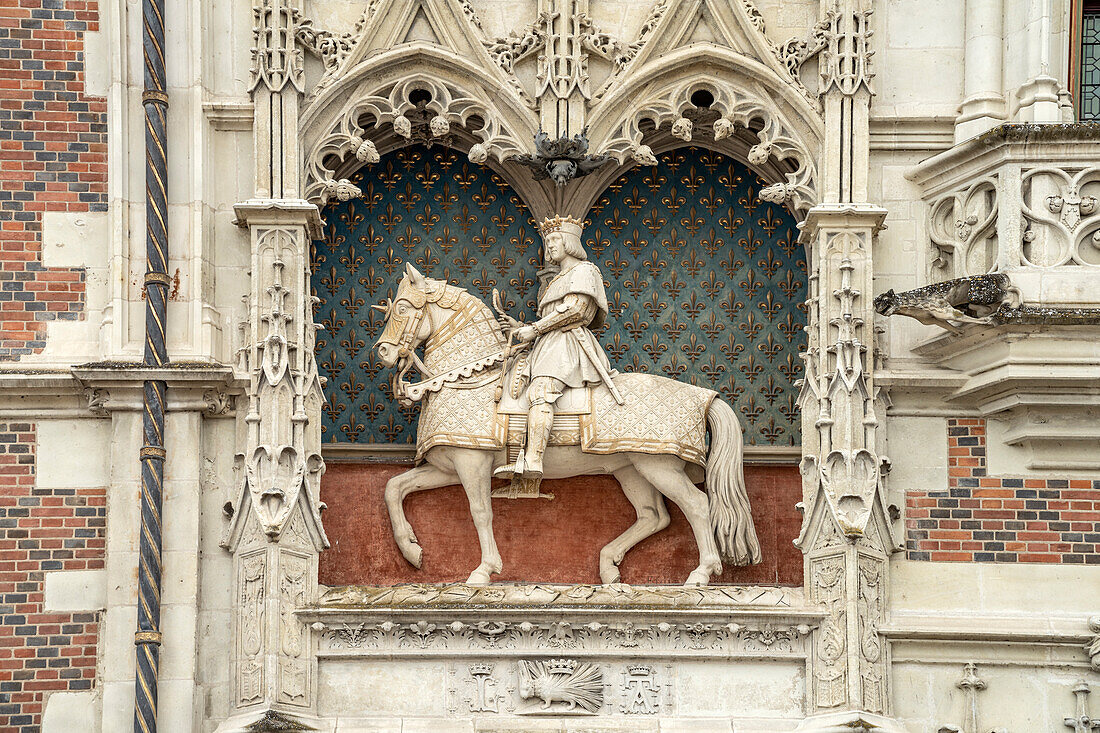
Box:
[599,561,621,585]
[684,568,711,587]
[466,565,494,585]
[400,541,423,569]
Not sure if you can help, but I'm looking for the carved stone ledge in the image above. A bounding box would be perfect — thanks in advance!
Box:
[300,584,823,660]
[70,362,240,414]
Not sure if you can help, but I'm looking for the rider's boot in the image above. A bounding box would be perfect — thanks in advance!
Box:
[520,402,554,479]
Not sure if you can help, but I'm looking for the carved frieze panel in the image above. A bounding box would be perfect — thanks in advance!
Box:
[1021,167,1100,267]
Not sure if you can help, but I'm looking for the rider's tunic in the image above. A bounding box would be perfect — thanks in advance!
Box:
[527,260,613,388]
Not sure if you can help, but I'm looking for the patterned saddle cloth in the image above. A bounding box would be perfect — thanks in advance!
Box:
[415,372,716,469]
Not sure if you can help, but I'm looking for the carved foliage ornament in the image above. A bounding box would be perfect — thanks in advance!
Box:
[304,77,529,206]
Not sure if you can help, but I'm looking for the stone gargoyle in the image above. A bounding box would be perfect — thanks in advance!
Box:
[873,273,1021,333]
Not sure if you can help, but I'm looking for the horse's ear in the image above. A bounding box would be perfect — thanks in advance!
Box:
[405,262,425,285]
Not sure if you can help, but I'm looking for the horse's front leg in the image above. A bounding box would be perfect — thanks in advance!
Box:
[384,462,459,568]
[452,450,502,584]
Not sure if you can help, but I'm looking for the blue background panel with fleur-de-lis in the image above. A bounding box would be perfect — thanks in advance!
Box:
[313,144,805,446]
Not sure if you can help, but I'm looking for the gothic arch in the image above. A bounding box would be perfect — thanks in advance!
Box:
[299,45,543,209]
[583,47,824,215]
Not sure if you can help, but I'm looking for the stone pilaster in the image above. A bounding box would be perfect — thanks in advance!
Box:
[796,2,902,728]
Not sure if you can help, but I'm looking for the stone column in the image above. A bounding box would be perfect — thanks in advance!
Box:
[796,1,902,729]
[1015,0,1062,123]
[955,0,1006,143]
[217,2,329,729]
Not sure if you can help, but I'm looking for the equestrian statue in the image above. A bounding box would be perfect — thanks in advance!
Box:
[373,215,761,586]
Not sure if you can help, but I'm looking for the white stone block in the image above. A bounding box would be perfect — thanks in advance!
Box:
[333,718,402,733]
[36,420,111,489]
[43,569,106,613]
[888,416,948,492]
[42,211,109,269]
[42,691,100,733]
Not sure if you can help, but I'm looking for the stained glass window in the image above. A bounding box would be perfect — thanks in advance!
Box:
[1081,1,1100,121]
[313,144,806,447]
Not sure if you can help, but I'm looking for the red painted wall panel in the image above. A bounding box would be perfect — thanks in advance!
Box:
[319,462,804,586]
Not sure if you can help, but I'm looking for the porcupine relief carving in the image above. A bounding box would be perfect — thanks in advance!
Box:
[518,659,604,714]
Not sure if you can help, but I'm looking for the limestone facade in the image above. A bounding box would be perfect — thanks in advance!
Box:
[0,0,1099,732]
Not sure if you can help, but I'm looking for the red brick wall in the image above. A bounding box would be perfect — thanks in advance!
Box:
[0,0,107,360]
[0,423,105,732]
[906,418,1100,563]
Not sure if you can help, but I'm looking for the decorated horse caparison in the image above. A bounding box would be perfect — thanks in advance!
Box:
[373,216,761,586]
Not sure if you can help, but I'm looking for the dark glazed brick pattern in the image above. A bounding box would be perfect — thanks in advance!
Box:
[0,423,105,732]
[0,0,106,360]
[906,419,1100,563]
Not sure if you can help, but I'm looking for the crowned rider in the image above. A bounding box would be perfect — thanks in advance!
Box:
[497,216,621,481]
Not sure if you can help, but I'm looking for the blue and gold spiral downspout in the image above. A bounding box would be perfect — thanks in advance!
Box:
[135,0,168,729]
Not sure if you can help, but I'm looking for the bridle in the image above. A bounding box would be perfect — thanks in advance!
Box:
[375,277,510,405]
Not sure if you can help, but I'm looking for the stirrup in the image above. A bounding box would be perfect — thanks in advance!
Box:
[493,450,525,479]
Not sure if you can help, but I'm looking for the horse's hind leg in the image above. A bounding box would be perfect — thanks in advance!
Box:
[452,450,503,585]
[600,466,669,584]
[633,455,723,587]
[384,462,459,568]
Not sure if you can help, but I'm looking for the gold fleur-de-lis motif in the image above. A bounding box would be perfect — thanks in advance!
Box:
[662,311,686,343]
[340,372,366,401]
[454,163,478,190]
[779,394,799,425]
[700,187,723,215]
[604,207,628,237]
[682,166,704,194]
[396,147,422,170]
[320,308,345,336]
[720,375,745,402]
[341,286,365,317]
[719,206,745,237]
[739,355,764,384]
[471,267,494,297]
[491,246,515,276]
[510,273,535,299]
[760,374,782,405]
[738,312,763,341]
[681,292,705,320]
[415,246,441,275]
[643,333,667,362]
[415,160,440,188]
[360,349,384,381]
[739,187,761,217]
[377,160,400,190]
[358,392,386,422]
[375,415,402,442]
[589,195,610,218]
[452,204,476,233]
[472,182,497,211]
[322,399,345,423]
[623,187,647,215]
[776,268,800,300]
[342,328,366,360]
[719,249,743,278]
[339,201,365,229]
[320,266,345,296]
[661,187,686,213]
[360,181,384,212]
[718,165,743,193]
[719,291,744,321]
[434,181,459,211]
[778,352,802,382]
[739,269,764,298]
[472,224,496,254]
[452,246,476,276]
[699,312,723,341]
[491,204,516,234]
[378,203,402,233]
[740,394,764,424]
[623,311,649,341]
[700,355,726,384]
[622,270,648,299]
[397,181,421,212]
[642,291,666,319]
[759,417,785,444]
[663,149,686,172]
[680,333,705,363]
[778,230,800,257]
[623,228,647,257]
[740,228,764,258]
[604,331,629,361]
[585,228,610,259]
[340,244,365,275]
[662,354,687,379]
[434,224,458,253]
[643,207,667,237]
[758,291,782,320]
[415,202,440,232]
[642,250,664,278]
[643,170,667,192]
[680,249,705,278]
[604,249,630,278]
[606,289,629,318]
[778,312,802,344]
[700,270,723,299]
[758,206,783,237]
[397,225,421,254]
[758,332,782,362]
[661,270,686,300]
[758,248,782,278]
[358,224,384,252]
[666,227,687,258]
[319,350,346,380]
[509,226,534,256]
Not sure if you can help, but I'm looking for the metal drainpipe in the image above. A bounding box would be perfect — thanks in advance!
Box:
[134,0,168,728]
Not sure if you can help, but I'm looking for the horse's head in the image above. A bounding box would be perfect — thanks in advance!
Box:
[373,263,435,367]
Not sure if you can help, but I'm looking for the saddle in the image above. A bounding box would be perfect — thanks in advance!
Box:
[493,354,592,450]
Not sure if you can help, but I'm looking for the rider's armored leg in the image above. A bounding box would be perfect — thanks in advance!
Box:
[520,376,561,479]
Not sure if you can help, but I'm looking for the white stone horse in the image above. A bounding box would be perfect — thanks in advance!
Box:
[374,264,761,586]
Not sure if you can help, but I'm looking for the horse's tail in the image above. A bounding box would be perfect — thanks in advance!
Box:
[705,397,762,566]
